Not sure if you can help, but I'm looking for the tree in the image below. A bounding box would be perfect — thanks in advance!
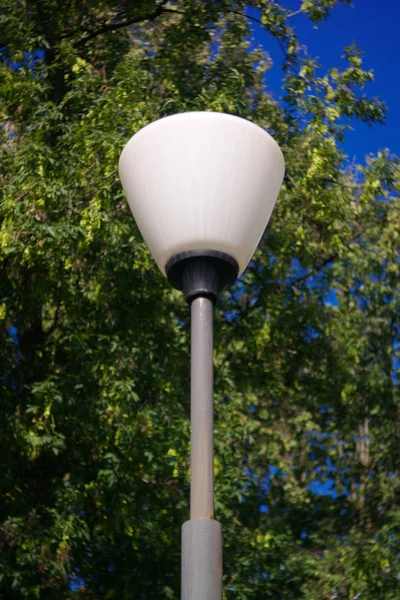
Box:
[0,1,399,598]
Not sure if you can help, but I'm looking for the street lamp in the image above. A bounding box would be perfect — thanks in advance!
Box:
[119,112,285,600]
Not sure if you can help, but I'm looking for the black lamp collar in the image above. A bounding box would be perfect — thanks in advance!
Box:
[165,250,239,304]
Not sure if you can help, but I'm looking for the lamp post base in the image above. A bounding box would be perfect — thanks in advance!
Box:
[181,518,222,600]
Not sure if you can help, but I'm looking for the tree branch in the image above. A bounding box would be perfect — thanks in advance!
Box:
[287,8,304,19]
[231,10,289,60]
[44,303,63,338]
[291,216,386,286]
[292,253,337,285]
[73,3,181,49]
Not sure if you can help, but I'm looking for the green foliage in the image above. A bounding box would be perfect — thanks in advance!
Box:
[0,1,399,598]
[301,0,352,23]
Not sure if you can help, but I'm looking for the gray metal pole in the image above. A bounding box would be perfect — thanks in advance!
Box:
[190,296,214,519]
[181,296,222,600]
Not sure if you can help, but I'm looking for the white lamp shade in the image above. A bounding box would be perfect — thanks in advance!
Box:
[118,112,285,276]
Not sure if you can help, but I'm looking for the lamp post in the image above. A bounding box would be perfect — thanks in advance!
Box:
[119,112,285,600]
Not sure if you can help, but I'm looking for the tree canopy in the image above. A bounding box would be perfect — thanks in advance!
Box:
[0,1,399,598]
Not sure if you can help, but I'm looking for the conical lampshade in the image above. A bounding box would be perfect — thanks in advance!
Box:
[119,112,285,276]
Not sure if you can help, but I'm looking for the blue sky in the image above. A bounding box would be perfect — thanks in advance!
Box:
[250,0,399,163]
